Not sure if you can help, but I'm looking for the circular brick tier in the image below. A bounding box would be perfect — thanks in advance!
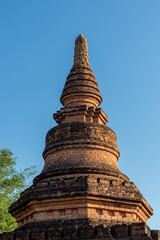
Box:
[60,66,102,108]
[41,122,128,181]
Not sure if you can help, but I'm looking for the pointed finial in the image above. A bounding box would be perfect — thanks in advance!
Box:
[60,34,102,108]
[73,34,90,67]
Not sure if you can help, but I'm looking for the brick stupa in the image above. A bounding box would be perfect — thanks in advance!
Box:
[1,35,160,240]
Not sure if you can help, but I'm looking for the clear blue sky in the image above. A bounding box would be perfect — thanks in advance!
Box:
[0,0,160,229]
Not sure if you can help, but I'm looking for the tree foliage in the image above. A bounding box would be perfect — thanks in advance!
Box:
[0,149,37,233]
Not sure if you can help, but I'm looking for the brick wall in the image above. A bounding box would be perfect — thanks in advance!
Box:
[0,220,159,240]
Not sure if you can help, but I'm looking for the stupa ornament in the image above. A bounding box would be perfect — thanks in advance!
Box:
[1,34,157,240]
[60,34,102,108]
[73,34,90,67]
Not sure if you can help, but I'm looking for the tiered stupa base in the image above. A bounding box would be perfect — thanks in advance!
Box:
[9,172,151,228]
[8,121,152,228]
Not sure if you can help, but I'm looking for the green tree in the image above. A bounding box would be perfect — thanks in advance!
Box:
[0,149,37,233]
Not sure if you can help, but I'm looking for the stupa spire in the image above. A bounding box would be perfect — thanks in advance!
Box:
[60,34,102,108]
[73,34,90,67]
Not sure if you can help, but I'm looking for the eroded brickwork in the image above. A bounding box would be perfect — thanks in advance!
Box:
[0,220,159,240]
[9,172,152,228]
[1,34,158,239]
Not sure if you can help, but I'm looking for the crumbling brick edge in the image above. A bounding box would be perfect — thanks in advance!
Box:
[0,219,160,240]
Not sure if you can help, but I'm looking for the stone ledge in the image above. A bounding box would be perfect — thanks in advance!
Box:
[53,106,108,125]
[0,220,159,240]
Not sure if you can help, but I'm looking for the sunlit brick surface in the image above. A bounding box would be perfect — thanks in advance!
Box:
[1,34,157,240]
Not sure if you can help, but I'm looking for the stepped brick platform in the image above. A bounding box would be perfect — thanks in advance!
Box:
[0,221,160,240]
[0,34,159,239]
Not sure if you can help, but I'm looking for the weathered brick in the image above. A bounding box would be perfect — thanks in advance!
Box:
[1,34,156,239]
